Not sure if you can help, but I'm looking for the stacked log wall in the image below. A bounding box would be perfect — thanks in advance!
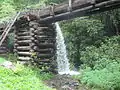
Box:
[30,21,57,70]
[14,18,57,71]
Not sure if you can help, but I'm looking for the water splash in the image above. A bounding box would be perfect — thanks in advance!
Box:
[55,22,79,75]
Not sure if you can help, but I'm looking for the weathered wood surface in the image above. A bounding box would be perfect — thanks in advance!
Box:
[17,52,32,55]
[37,54,54,58]
[39,0,120,23]
[17,40,32,43]
[18,57,31,61]
[34,48,53,53]
[39,0,95,18]
[17,32,30,36]
[14,20,56,70]
[17,36,31,40]
[17,46,30,50]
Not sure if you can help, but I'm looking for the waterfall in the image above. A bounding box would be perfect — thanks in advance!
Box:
[55,22,79,75]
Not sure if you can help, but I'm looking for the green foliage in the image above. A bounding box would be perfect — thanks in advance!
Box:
[61,15,120,90]
[13,0,42,10]
[0,64,54,90]
[0,0,15,21]
[7,53,18,62]
[80,36,120,69]
[0,0,45,21]
[0,0,67,21]
[93,9,120,36]
[80,62,120,90]
[61,17,105,67]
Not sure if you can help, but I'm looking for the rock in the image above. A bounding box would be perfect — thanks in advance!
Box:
[0,61,15,70]
[45,75,80,90]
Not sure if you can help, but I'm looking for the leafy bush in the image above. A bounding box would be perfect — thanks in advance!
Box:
[80,36,120,69]
[81,62,120,90]
[73,36,120,90]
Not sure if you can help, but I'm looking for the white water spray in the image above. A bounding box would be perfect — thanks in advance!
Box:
[55,22,79,75]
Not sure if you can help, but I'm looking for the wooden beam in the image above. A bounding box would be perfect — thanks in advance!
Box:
[37,54,54,58]
[86,2,120,15]
[17,32,30,36]
[17,46,31,50]
[39,0,94,18]
[17,52,32,55]
[17,36,31,40]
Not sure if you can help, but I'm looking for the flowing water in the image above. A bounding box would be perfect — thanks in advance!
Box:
[55,22,79,75]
